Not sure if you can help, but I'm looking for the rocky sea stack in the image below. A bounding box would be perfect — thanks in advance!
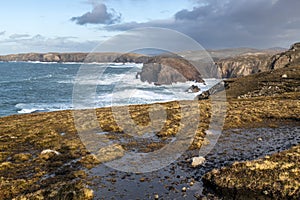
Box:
[139,56,204,85]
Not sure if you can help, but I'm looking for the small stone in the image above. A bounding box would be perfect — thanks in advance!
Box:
[263,190,269,195]
[154,194,159,199]
[191,156,206,167]
[189,181,194,186]
[182,187,187,192]
[41,149,60,155]
[83,188,94,199]
[258,138,263,141]
[140,177,146,182]
[282,74,288,78]
[39,149,60,160]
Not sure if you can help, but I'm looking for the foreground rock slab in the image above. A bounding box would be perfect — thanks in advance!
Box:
[203,145,300,200]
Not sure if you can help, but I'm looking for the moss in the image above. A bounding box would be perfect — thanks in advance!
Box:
[203,145,300,199]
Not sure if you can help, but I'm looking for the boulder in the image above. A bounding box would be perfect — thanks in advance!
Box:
[186,85,201,93]
[191,156,206,167]
[195,81,225,100]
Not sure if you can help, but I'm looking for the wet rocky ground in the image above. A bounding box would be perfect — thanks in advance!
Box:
[0,92,299,199]
[88,124,300,199]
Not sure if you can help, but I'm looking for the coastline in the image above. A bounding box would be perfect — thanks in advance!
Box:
[1,44,300,199]
[0,92,299,199]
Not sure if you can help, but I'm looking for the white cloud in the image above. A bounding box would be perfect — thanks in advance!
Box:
[71,2,121,25]
[0,34,99,54]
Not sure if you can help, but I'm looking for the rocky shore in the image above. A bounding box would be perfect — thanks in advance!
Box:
[0,43,299,199]
[0,89,299,199]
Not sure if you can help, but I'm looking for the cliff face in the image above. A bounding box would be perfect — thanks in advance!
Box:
[269,42,300,69]
[216,53,274,78]
[215,43,300,78]
[222,43,300,99]
[139,56,204,85]
[0,46,293,81]
[0,53,88,62]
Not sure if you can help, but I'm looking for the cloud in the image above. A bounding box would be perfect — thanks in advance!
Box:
[9,34,31,39]
[0,31,5,36]
[71,3,121,25]
[0,34,99,54]
[105,0,300,48]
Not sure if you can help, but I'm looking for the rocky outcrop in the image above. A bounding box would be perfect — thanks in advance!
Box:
[221,43,300,99]
[203,145,300,199]
[139,56,204,85]
[199,42,300,99]
[222,64,300,99]
[216,53,273,78]
[195,81,226,100]
[269,42,300,69]
[186,85,201,93]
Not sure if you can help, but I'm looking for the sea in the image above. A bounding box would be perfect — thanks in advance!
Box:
[0,61,220,117]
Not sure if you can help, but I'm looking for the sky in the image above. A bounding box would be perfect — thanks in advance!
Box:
[0,0,299,54]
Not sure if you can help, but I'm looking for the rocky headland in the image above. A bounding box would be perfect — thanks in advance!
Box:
[138,56,205,85]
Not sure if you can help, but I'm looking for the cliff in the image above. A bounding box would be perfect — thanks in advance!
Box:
[0,47,291,81]
[269,42,300,69]
[139,56,204,85]
[216,42,300,99]
[0,52,144,63]
[195,42,300,99]
[216,53,272,78]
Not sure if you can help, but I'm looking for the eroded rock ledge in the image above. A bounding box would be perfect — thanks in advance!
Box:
[203,145,300,200]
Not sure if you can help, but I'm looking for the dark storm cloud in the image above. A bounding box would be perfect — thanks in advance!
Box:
[71,3,121,25]
[105,0,300,48]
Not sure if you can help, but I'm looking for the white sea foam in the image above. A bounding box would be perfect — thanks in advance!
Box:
[15,103,72,114]
[7,61,221,116]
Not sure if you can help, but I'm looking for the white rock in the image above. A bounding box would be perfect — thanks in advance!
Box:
[282,74,288,78]
[191,156,206,167]
[41,149,60,155]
